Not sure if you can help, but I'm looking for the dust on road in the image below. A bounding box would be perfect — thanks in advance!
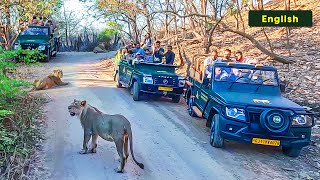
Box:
[27,52,319,180]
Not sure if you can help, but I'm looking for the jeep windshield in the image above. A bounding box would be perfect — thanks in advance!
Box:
[214,66,278,86]
[20,27,49,36]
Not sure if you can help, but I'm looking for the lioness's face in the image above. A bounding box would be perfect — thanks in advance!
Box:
[53,69,63,78]
[68,99,86,117]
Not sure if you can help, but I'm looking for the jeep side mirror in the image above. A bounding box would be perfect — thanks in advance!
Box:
[280,80,288,93]
[280,83,286,93]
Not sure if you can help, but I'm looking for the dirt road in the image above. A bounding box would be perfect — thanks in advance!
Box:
[29,52,320,180]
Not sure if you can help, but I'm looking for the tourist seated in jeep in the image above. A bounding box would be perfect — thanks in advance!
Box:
[204,50,221,79]
[132,52,144,65]
[144,49,155,63]
[132,43,145,56]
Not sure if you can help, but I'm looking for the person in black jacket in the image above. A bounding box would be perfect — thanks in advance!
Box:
[165,45,175,65]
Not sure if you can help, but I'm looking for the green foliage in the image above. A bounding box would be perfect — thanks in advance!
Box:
[0,47,41,177]
[0,46,46,65]
[0,110,14,117]
[98,21,122,43]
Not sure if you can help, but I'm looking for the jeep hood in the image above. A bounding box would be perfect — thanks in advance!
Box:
[17,36,50,44]
[135,63,178,77]
[215,91,303,110]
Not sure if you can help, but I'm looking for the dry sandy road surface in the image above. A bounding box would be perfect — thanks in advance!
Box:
[28,52,317,180]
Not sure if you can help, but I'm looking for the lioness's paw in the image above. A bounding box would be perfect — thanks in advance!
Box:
[115,167,124,173]
[78,150,87,154]
[90,148,97,153]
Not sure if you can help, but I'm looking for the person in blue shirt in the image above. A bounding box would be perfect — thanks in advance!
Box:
[164,45,175,65]
[153,41,164,63]
[144,49,154,63]
[132,43,145,57]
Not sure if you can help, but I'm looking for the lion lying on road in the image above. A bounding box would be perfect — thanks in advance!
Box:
[67,99,144,173]
[33,69,69,90]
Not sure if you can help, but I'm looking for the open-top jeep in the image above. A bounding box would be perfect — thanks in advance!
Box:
[185,60,315,157]
[116,55,185,102]
[13,26,59,62]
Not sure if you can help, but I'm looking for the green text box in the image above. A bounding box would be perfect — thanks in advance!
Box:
[249,10,312,27]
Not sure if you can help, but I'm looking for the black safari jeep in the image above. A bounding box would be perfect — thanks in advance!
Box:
[13,26,59,62]
[116,55,185,103]
[185,61,315,157]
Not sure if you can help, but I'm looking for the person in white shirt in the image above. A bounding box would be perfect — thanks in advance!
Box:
[204,50,221,79]
[235,51,257,64]
[132,52,144,65]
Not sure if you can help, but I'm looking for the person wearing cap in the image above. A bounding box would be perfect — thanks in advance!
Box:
[132,52,144,65]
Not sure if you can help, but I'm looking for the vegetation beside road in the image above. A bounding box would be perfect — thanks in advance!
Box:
[0,47,47,178]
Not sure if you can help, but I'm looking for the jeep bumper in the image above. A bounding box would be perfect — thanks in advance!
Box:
[218,115,312,148]
[140,84,184,96]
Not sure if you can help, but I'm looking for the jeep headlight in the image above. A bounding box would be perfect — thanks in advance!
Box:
[226,107,246,121]
[178,76,185,87]
[292,115,312,126]
[38,45,46,50]
[142,75,153,84]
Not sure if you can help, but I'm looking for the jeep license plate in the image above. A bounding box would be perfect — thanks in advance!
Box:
[252,138,280,146]
[158,86,173,91]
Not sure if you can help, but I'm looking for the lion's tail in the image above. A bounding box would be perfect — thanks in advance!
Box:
[126,125,144,169]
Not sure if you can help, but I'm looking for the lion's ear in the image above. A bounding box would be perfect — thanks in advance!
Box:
[80,100,86,107]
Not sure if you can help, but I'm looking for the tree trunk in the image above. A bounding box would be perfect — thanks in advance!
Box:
[236,0,245,32]
[165,0,169,36]
[249,0,255,10]
[143,0,152,34]
[257,0,264,10]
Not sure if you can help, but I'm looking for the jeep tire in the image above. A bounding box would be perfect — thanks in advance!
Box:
[116,73,122,88]
[187,96,196,117]
[132,81,141,101]
[210,114,224,148]
[172,95,181,103]
[45,49,50,62]
[282,146,302,157]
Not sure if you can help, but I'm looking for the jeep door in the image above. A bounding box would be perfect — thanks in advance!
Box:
[198,83,210,110]
[118,60,129,85]
[193,80,205,111]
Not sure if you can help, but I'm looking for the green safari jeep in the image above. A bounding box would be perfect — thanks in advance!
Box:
[12,26,60,62]
[116,56,185,103]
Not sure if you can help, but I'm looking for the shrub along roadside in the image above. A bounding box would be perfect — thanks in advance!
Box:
[0,48,47,179]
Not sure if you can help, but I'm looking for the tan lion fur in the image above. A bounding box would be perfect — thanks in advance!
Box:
[33,69,69,90]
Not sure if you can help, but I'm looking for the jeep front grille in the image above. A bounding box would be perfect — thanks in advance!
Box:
[248,112,261,123]
[154,76,177,86]
[21,43,39,49]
